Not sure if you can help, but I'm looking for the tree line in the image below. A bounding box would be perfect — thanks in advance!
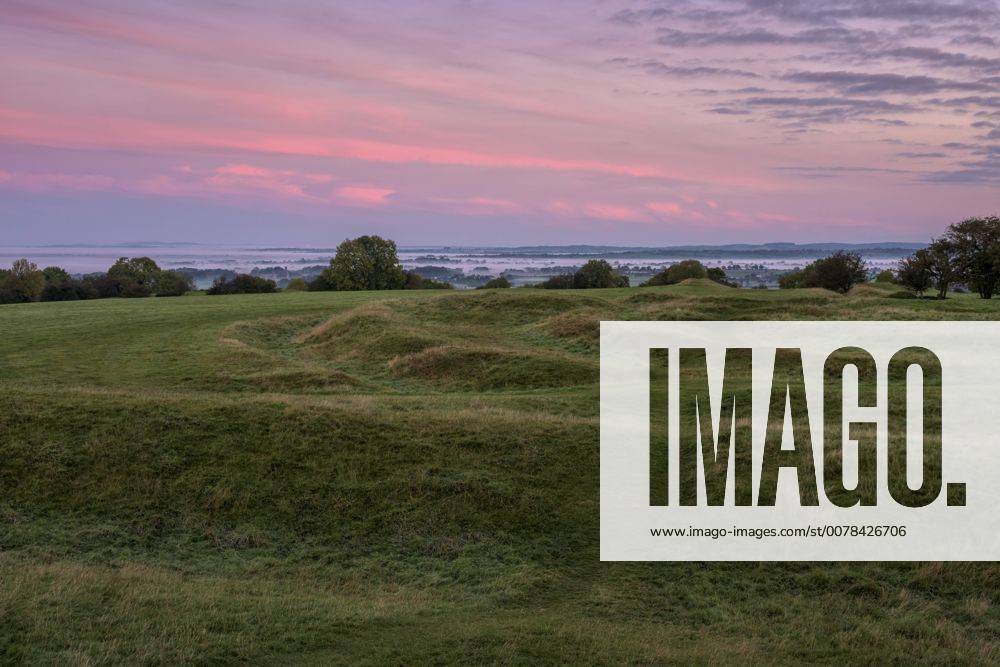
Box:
[0,256,194,304]
[4,218,997,304]
[0,235,454,305]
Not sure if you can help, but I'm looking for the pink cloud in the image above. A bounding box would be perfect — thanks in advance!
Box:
[584,204,649,222]
[647,201,683,215]
[430,196,522,214]
[0,106,684,183]
[336,185,395,206]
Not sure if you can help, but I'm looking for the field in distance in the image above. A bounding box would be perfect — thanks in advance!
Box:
[1,281,998,664]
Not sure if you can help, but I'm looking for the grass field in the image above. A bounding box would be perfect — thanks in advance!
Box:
[1,281,999,664]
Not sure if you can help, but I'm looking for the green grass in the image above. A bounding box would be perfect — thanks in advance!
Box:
[1,284,999,664]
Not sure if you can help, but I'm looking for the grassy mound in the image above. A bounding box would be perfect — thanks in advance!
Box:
[848,282,899,298]
[300,303,439,363]
[676,277,734,288]
[2,285,1000,662]
[411,289,606,324]
[388,345,597,389]
[536,308,604,344]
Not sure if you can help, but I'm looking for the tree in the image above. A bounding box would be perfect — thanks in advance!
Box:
[778,268,809,289]
[206,274,278,295]
[706,267,737,288]
[0,258,46,303]
[925,238,961,299]
[874,269,896,283]
[572,260,629,289]
[777,251,867,293]
[896,251,934,296]
[944,216,1000,298]
[643,259,707,286]
[640,260,735,287]
[42,266,71,285]
[107,256,161,297]
[537,274,575,289]
[38,265,85,302]
[403,270,423,290]
[478,276,511,289]
[82,274,125,299]
[401,271,453,289]
[317,236,406,291]
[40,265,93,302]
[285,278,308,291]
[812,251,867,293]
[154,270,194,297]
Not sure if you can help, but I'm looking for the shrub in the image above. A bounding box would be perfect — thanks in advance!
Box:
[285,278,308,291]
[896,251,934,296]
[778,269,808,289]
[403,271,423,290]
[642,259,706,286]
[316,235,406,291]
[154,270,194,297]
[207,274,278,295]
[478,276,512,289]
[874,269,896,283]
[640,260,735,287]
[537,274,575,289]
[402,271,453,289]
[777,251,867,293]
[572,260,629,289]
[419,278,454,289]
[706,267,738,287]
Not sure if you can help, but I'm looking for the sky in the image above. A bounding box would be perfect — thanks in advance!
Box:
[1,0,998,246]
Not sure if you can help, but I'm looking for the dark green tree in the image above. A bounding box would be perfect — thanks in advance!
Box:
[925,239,961,299]
[706,267,737,287]
[945,216,1000,298]
[206,274,278,295]
[0,258,46,303]
[478,276,511,289]
[777,252,866,293]
[154,270,194,297]
[572,259,629,288]
[317,236,406,291]
[874,269,896,283]
[643,259,707,286]
[896,250,934,296]
[107,256,162,297]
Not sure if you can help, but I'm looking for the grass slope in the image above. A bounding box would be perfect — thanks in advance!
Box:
[1,285,999,664]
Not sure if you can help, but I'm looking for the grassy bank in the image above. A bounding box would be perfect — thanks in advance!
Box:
[1,282,999,664]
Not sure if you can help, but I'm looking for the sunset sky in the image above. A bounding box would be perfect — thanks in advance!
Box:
[1,0,998,245]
